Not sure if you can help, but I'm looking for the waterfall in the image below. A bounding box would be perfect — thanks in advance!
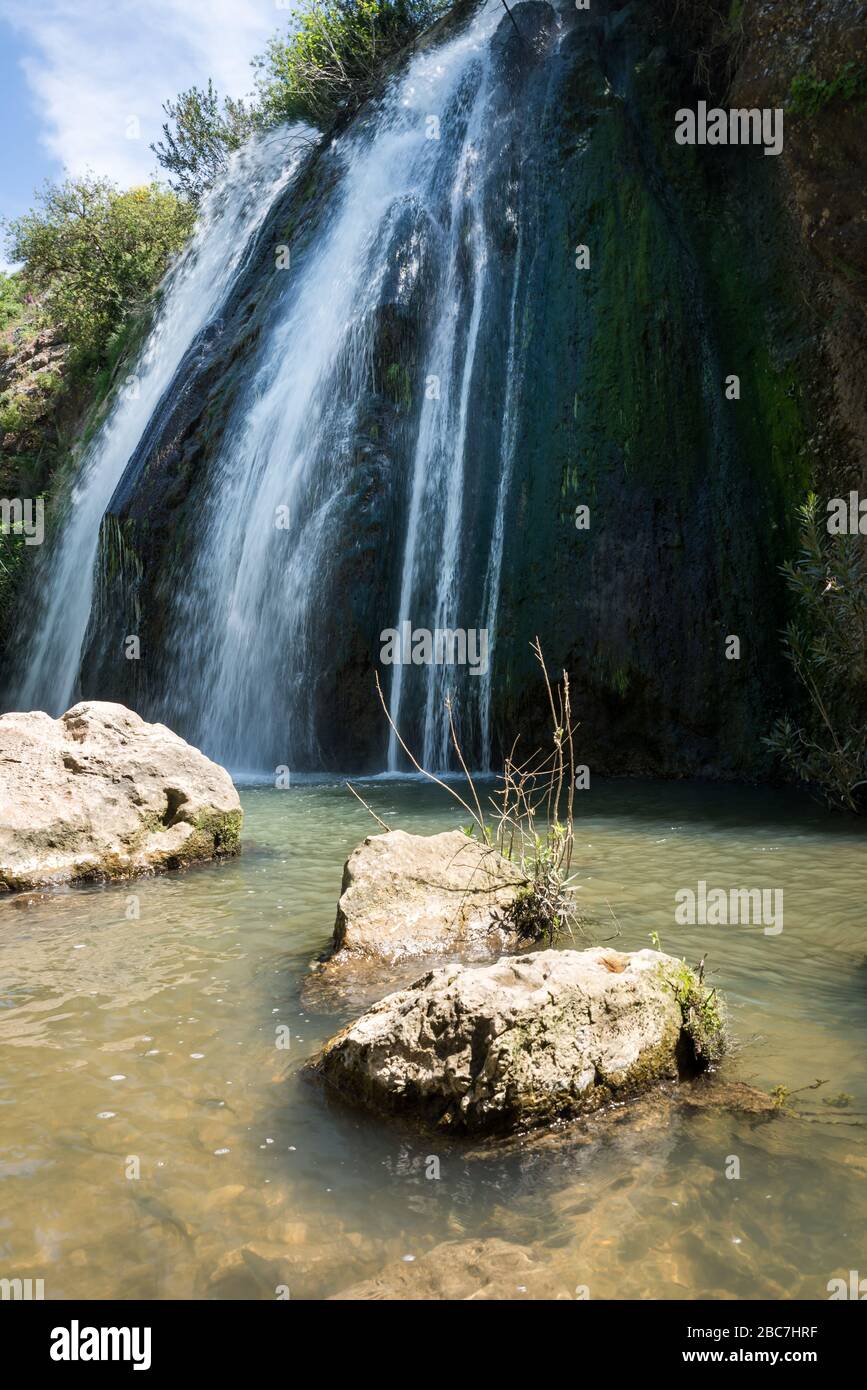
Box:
[146,0,518,775]
[7,0,553,775]
[5,126,308,715]
[385,29,496,772]
[479,213,527,773]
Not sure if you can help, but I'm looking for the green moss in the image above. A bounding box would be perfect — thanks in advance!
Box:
[383,361,412,410]
[194,807,243,856]
[135,805,243,865]
[788,63,867,119]
[610,666,630,698]
[660,958,727,1067]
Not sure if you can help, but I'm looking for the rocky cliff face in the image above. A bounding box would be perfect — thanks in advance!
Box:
[732,0,867,485]
[19,0,862,778]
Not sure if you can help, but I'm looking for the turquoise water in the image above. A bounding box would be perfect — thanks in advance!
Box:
[0,777,864,1299]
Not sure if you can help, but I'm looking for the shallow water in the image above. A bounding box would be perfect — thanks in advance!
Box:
[1,778,865,1300]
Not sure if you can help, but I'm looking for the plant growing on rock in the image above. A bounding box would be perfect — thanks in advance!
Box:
[366,638,585,947]
[661,956,725,1068]
[764,495,867,812]
[788,63,867,120]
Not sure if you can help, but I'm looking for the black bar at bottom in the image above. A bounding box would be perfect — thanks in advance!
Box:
[5,1297,863,1374]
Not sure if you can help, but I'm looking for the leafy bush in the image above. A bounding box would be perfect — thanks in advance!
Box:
[151,2,448,197]
[765,495,867,812]
[253,0,446,129]
[3,176,194,363]
[151,81,259,202]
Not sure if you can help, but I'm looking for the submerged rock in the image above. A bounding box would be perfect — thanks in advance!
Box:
[329,1237,568,1302]
[305,829,527,1005]
[310,947,726,1135]
[0,702,242,892]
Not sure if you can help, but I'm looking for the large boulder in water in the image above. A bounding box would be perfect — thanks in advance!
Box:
[317,827,526,965]
[0,702,242,892]
[310,947,726,1135]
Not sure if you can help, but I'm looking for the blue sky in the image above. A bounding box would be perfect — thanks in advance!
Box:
[0,0,283,267]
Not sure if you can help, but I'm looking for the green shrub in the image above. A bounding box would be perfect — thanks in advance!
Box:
[662,957,726,1067]
[0,270,26,332]
[253,0,447,129]
[0,397,26,435]
[3,176,194,364]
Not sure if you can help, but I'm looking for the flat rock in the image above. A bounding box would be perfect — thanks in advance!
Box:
[0,702,242,892]
[310,947,726,1135]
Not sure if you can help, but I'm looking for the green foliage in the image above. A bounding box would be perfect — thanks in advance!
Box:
[151,80,259,202]
[503,823,578,948]
[0,490,45,629]
[253,0,445,129]
[765,495,867,812]
[3,176,194,363]
[662,957,726,1065]
[0,271,26,331]
[788,63,867,119]
[151,2,446,190]
[0,381,60,437]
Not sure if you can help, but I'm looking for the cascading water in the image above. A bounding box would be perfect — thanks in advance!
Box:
[5,0,562,776]
[157,0,536,775]
[4,126,308,716]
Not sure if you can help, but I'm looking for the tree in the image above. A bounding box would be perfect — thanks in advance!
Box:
[151,80,259,202]
[4,176,194,361]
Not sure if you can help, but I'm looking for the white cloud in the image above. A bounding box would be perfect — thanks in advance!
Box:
[0,0,280,186]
